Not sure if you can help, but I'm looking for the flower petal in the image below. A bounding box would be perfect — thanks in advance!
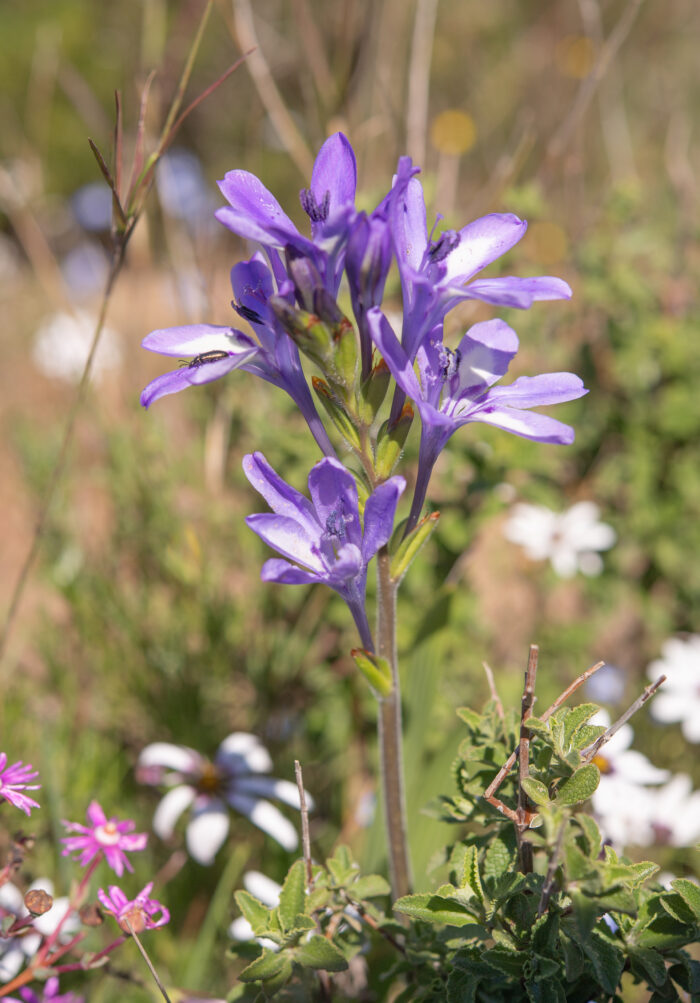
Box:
[443,213,527,284]
[361,477,405,563]
[234,775,312,811]
[455,319,519,391]
[260,559,322,586]
[216,733,272,775]
[138,742,203,777]
[465,275,573,307]
[487,373,588,408]
[152,785,196,839]
[227,794,298,851]
[307,458,361,546]
[142,325,256,357]
[391,174,428,273]
[216,171,308,250]
[310,133,357,222]
[185,802,230,865]
[243,453,318,535]
[141,354,256,408]
[367,308,423,400]
[472,407,576,444]
[245,513,322,571]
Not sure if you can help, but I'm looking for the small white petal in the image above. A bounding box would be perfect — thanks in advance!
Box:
[235,776,313,811]
[153,784,197,838]
[138,743,202,775]
[216,733,272,774]
[0,945,26,980]
[243,871,282,907]
[186,804,230,865]
[230,916,255,941]
[0,882,24,915]
[228,794,298,851]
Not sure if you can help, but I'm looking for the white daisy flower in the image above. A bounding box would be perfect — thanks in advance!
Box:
[647,636,700,743]
[137,733,312,865]
[503,501,616,577]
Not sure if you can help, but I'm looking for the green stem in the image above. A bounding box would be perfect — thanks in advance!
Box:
[376,550,411,901]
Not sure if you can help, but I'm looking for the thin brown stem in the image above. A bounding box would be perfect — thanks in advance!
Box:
[582,675,666,763]
[123,920,171,1003]
[376,550,411,900]
[516,645,538,872]
[294,759,314,890]
[484,660,606,803]
[482,661,505,723]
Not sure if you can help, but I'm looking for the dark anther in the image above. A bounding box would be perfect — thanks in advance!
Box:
[300,188,331,223]
[428,230,460,263]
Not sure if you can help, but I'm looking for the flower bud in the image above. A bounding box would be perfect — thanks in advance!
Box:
[374,403,413,478]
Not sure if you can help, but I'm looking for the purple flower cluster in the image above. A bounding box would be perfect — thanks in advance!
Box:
[141,133,585,642]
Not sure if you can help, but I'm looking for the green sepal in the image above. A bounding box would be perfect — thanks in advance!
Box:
[358,358,391,424]
[312,377,361,449]
[270,298,332,371]
[351,648,393,697]
[389,511,440,582]
[374,403,413,478]
[330,315,359,392]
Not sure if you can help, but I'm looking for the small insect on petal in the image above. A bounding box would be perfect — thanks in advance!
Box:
[178,350,231,368]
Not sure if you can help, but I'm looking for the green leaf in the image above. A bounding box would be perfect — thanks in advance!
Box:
[562,704,600,748]
[461,844,485,902]
[277,860,306,933]
[575,813,602,858]
[457,707,482,730]
[483,947,525,976]
[326,845,358,886]
[555,763,600,805]
[669,958,700,994]
[446,968,479,1002]
[483,832,517,882]
[572,724,606,750]
[235,890,273,936]
[238,950,289,983]
[524,716,550,735]
[350,874,391,900]
[294,935,349,972]
[583,930,625,994]
[521,777,551,806]
[659,892,696,925]
[637,913,692,950]
[671,878,700,920]
[629,946,668,989]
[260,955,294,997]
[393,893,481,928]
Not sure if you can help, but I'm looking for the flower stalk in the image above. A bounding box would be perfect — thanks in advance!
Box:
[376,550,411,901]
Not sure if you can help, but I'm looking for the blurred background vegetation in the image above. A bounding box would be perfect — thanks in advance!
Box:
[1,0,698,998]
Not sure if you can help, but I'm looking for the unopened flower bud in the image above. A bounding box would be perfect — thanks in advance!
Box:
[24,889,53,916]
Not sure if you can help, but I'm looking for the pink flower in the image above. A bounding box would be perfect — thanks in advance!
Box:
[97,883,169,933]
[61,801,147,876]
[0,753,40,816]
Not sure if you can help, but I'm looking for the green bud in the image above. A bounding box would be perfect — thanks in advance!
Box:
[351,648,393,697]
[390,511,440,582]
[374,403,414,478]
[312,378,361,449]
[269,297,333,371]
[358,359,391,425]
[330,315,359,394]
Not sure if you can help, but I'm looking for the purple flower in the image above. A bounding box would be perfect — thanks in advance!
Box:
[61,801,147,877]
[141,254,335,457]
[389,157,572,361]
[140,325,259,408]
[369,310,586,529]
[216,133,357,295]
[243,452,405,650]
[0,754,40,816]
[97,883,169,933]
[137,733,309,864]
[1,976,84,1003]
